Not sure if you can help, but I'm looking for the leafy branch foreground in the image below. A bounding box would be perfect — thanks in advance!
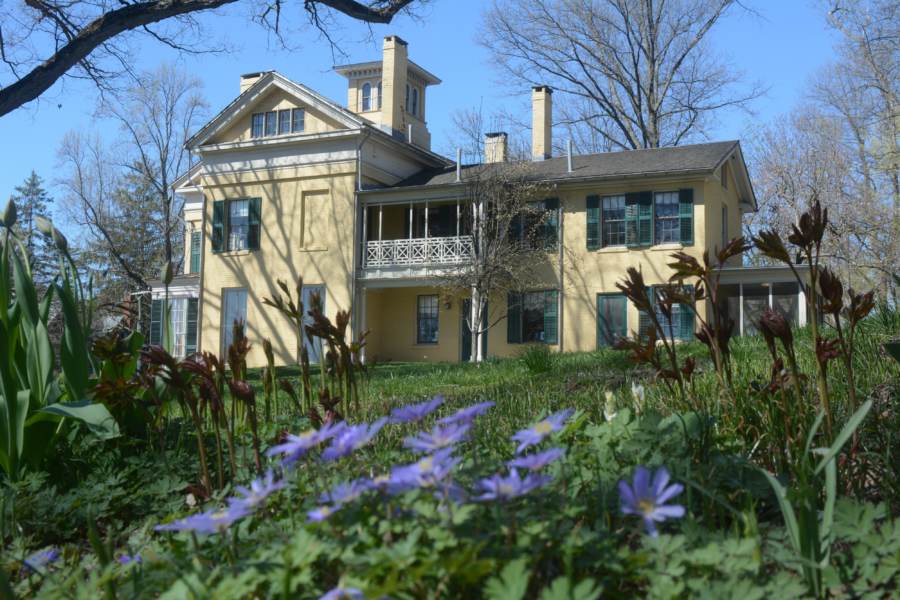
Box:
[0,197,899,598]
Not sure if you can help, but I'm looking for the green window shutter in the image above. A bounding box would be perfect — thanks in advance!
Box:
[212,200,225,253]
[679,284,695,341]
[248,197,262,250]
[638,191,653,246]
[586,195,600,250]
[625,193,640,247]
[189,230,201,274]
[637,287,654,341]
[185,298,199,355]
[543,198,559,249]
[149,298,162,345]
[679,188,694,245]
[597,294,627,348]
[507,292,522,343]
[543,290,559,344]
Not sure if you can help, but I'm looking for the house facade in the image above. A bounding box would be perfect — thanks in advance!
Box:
[149,36,805,368]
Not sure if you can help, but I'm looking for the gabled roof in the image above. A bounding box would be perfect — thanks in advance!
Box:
[365,140,756,209]
[185,71,366,149]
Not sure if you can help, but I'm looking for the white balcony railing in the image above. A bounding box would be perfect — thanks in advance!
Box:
[364,235,474,268]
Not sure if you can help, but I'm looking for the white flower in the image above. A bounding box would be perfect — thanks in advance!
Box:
[630,382,645,414]
[603,391,618,421]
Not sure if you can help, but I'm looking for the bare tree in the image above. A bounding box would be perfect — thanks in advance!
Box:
[0,0,422,117]
[57,64,207,297]
[480,0,762,151]
[437,162,554,363]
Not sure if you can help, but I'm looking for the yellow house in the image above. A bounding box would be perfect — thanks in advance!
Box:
[149,36,806,367]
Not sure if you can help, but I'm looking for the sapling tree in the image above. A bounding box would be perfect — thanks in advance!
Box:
[436,162,554,363]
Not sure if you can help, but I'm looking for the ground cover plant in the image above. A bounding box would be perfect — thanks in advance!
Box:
[0,199,899,598]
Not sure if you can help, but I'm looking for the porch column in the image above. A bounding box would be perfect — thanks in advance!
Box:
[738,283,744,336]
[456,199,460,237]
[798,286,807,327]
[425,201,429,239]
[362,204,368,267]
[408,202,413,240]
[378,204,383,241]
[359,286,368,363]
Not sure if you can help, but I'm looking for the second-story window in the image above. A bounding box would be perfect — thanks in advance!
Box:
[377,81,382,109]
[411,88,419,116]
[292,108,305,132]
[362,82,372,111]
[251,113,264,138]
[212,198,261,252]
[189,230,201,274]
[405,84,410,112]
[278,110,291,134]
[264,111,277,136]
[654,192,680,245]
[228,200,250,251]
[602,195,626,247]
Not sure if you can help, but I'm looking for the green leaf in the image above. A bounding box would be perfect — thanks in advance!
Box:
[761,469,802,555]
[11,248,38,327]
[814,400,872,475]
[40,401,119,440]
[539,577,602,600]
[56,280,90,400]
[484,558,531,600]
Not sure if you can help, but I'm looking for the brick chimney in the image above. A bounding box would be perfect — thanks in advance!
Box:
[381,36,409,138]
[531,86,553,161]
[484,132,508,163]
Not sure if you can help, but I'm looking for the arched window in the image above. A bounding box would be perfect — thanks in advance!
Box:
[361,82,371,112]
[376,81,382,109]
[411,88,419,117]
[405,84,410,112]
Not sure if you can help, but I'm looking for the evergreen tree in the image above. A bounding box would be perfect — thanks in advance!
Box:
[11,170,55,288]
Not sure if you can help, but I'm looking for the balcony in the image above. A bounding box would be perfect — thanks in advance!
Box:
[364,235,474,268]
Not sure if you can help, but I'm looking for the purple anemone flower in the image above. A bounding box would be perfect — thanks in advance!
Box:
[618,466,685,537]
[321,418,387,462]
[387,447,460,493]
[267,421,345,466]
[319,478,372,506]
[319,586,364,600]
[436,401,495,425]
[229,470,286,511]
[155,504,249,535]
[23,548,60,572]
[117,554,142,565]
[475,469,551,502]
[388,396,444,424]
[511,409,574,454]
[507,447,566,470]
[307,505,338,522]
[403,422,471,453]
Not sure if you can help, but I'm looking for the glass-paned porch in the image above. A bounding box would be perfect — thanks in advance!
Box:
[718,280,804,336]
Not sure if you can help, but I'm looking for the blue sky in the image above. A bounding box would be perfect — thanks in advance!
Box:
[0,0,838,215]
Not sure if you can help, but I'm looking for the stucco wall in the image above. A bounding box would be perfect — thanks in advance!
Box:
[197,161,357,368]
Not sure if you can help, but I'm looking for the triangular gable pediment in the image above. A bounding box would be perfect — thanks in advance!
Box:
[187,72,365,149]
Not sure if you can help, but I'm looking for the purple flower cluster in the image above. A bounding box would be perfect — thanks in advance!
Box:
[618,466,685,537]
[403,422,471,453]
[437,401,495,425]
[267,421,345,467]
[23,548,60,573]
[319,585,364,600]
[511,409,574,454]
[156,470,286,535]
[322,418,387,461]
[507,447,565,471]
[475,469,551,502]
[389,395,444,424]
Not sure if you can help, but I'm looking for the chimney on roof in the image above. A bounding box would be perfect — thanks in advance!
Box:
[382,35,409,140]
[531,85,553,161]
[240,72,266,93]
[484,132,508,163]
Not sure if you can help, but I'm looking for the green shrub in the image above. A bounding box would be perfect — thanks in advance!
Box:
[520,344,555,374]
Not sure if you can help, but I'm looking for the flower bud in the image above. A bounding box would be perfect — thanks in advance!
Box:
[759,308,793,349]
[229,379,255,403]
[35,215,53,237]
[2,198,16,229]
[160,261,174,285]
[51,227,68,253]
